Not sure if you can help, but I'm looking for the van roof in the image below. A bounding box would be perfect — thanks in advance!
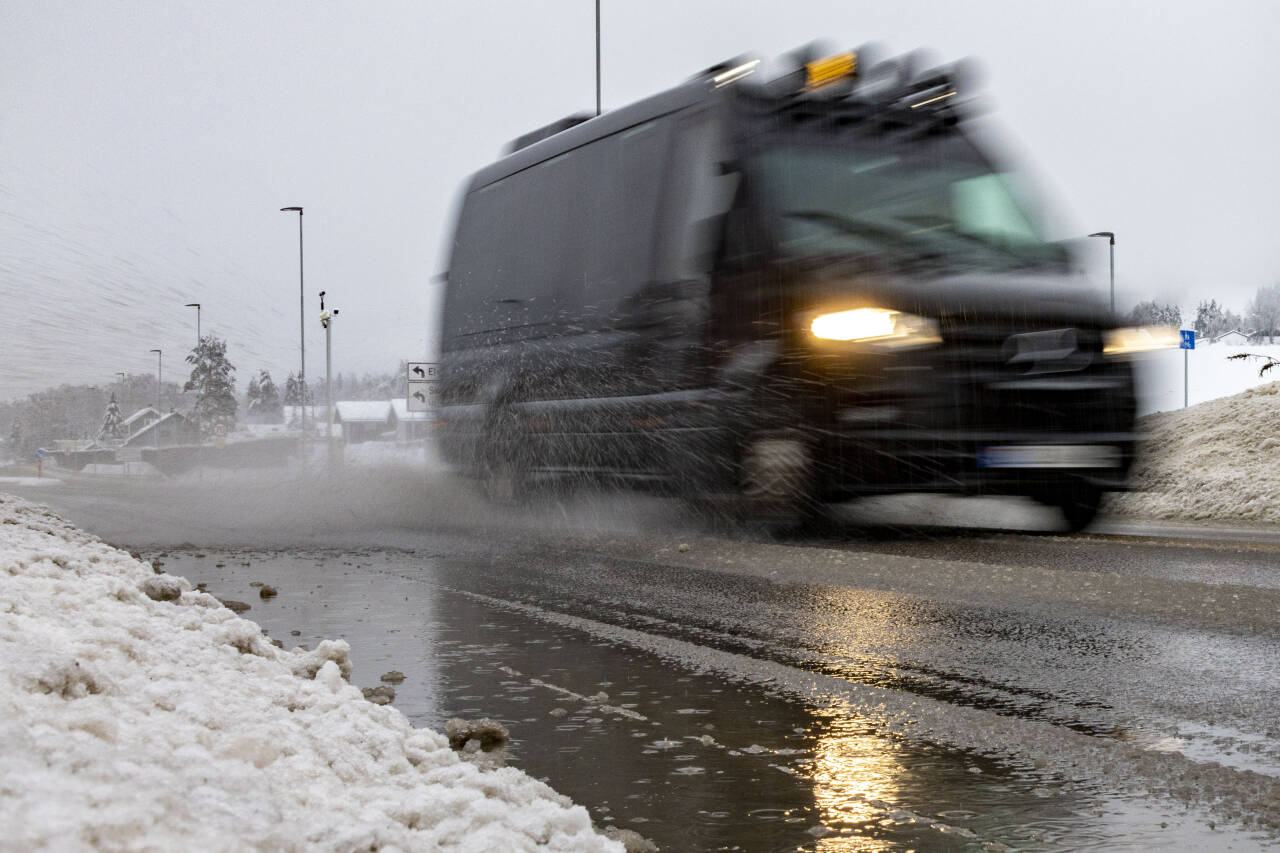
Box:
[469,80,709,191]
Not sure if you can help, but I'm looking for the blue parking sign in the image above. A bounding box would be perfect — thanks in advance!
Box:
[1180,329,1195,350]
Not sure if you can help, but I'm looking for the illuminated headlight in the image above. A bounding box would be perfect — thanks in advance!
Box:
[810,308,941,348]
[1103,325,1180,355]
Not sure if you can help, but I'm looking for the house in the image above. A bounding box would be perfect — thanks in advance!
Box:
[120,407,162,439]
[123,412,198,447]
[390,398,433,443]
[332,401,393,444]
[1210,329,1252,346]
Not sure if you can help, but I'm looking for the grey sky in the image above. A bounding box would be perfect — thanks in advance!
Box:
[2,1,1277,400]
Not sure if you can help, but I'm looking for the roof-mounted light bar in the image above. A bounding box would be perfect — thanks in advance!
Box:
[804,51,857,90]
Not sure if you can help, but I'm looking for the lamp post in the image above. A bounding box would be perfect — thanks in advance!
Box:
[149,349,162,447]
[319,290,339,449]
[116,372,127,413]
[185,303,201,347]
[280,206,306,431]
[1089,231,1115,315]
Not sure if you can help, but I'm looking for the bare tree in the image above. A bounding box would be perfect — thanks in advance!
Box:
[1246,283,1280,343]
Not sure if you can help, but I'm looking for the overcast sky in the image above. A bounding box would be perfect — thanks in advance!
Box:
[2,1,1278,401]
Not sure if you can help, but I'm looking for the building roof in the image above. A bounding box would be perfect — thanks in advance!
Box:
[333,401,393,424]
[123,412,191,447]
[389,398,431,422]
[120,407,161,428]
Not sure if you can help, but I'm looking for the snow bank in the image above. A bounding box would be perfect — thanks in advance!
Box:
[0,494,620,852]
[1111,381,1280,523]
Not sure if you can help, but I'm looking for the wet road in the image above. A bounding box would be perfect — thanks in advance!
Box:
[6,466,1280,850]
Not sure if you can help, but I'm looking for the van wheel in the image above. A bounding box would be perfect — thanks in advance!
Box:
[1052,483,1104,533]
[479,410,528,505]
[741,432,820,526]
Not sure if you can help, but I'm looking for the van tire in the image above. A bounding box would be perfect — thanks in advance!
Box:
[1053,482,1103,533]
[741,432,819,524]
[479,409,529,505]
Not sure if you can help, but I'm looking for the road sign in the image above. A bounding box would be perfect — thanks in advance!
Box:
[1180,329,1196,350]
[406,362,439,412]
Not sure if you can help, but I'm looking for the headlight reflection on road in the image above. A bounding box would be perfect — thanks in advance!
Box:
[801,705,911,841]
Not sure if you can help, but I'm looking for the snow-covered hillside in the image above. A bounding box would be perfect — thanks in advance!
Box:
[0,494,620,852]
[1112,381,1280,524]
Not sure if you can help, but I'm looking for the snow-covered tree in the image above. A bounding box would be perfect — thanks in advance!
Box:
[247,370,283,423]
[184,335,237,436]
[1126,300,1182,327]
[1246,283,1280,344]
[1194,299,1243,339]
[283,372,312,407]
[98,394,124,441]
[245,373,261,414]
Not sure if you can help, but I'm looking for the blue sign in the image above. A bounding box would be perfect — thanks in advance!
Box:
[33,448,47,460]
[1180,329,1196,350]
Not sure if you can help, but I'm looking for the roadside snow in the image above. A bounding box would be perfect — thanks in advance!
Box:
[0,494,620,852]
[1111,381,1280,523]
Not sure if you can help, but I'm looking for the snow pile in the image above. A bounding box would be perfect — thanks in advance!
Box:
[0,494,620,852]
[1111,381,1280,523]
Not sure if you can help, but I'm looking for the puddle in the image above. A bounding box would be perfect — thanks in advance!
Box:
[159,547,1268,851]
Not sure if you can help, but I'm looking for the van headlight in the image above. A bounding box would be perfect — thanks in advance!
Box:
[1103,325,1180,355]
[809,308,941,348]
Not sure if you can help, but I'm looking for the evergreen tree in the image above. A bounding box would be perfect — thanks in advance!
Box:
[98,394,124,441]
[185,335,237,436]
[245,373,262,415]
[250,370,284,423]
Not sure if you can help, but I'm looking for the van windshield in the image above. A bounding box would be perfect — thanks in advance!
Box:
[749,138,1065,270]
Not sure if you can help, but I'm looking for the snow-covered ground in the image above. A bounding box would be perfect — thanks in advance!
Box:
[1133,342,1280,415]
[0,493,621,852]
[1108,380,1280,524]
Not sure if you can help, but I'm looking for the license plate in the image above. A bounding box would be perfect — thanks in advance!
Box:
[978,444,1120,469]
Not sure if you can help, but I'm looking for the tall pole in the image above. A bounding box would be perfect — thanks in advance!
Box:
[320,291,339,471]
[185,303,201,347]
[281,207,306,431]
[150,349,162,447]
[1108,240,1115,316]
[1089,231,1115,315]
[594,0,601,117]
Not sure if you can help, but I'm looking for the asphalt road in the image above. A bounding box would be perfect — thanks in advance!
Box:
[6,465,1279,850]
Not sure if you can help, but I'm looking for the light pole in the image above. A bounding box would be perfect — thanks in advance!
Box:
[280,206,306,431]
[116,372,127,412]
[595,0,601,117]
[149,349,162,446]
[185,303,201,347]
[1089,231,1115,315]
[319,290,339,445]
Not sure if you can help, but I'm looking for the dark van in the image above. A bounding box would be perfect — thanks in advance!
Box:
[437,46,1150,530]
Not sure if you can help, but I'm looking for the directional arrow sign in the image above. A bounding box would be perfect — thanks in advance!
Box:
[406,362,439,412]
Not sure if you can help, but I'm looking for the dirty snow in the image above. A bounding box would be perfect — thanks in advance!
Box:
[1111,381,1280,523]
[0,493,619,852]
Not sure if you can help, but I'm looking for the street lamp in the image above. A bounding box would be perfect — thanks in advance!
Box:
[319,290,339,447]
[116,372,127,412]
[1089,231,1116,315]
[280,206,306,431]
[149,350,162,412]
[149,349,162,446]
[185,303,201,347]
